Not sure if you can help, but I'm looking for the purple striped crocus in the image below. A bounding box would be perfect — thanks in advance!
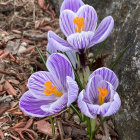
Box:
[19,53,79,117]
[78,67,121,118]
[48,0,114,53]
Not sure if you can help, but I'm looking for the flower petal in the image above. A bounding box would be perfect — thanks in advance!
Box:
[66,51,77,69]
[59,10,76,37]
[89,67,119,90]
[97,80,115,103]
[86,75,103,104]
[47,53,74,88]
[67,31,94,52]
[103,92,121,117]
[60,0,84,13]
[28,71,62,100]
[78,90,97,118]
[41,93,68,114]
[66,76,79,106]
[19,91,53,117]
[48,31,72,51]
[76,5,97,32]
[46,42,57,58]
[89,16,114,47]
[88,102,111,116]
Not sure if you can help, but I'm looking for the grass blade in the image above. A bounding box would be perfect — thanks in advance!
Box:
[35,45,48,71]
[90,40,107,67]
[110,45,130,70]
[70,104,82,122]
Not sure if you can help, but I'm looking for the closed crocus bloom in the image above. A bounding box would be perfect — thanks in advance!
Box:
[48,0,114,53]
[78,67,121,118]
[19,53,79,117]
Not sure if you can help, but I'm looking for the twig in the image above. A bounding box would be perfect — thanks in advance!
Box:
[57,120,64,140]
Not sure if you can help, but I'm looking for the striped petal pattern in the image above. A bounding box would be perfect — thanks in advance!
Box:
[76,5,97,32]
[67,31,94,52]
[89,67,119,90]
[60,0,84,13]
[78,67,121,118]
[47,53,74,89]
[20,53,78,117]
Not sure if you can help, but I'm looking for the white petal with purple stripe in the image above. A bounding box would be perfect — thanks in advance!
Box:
[67,31,94,52]
[89,67,119,89]
[60,10,76,37]
[48,31,72,52]
[76,5,97,32]
[47,53,75,89]
[89,16,114,47]
[19,91,53,117]
[66,76,79,106]
[60,0,84,13]
[28,71,60,100]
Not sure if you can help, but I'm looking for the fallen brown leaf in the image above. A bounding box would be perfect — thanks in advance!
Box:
[35,120,59,138]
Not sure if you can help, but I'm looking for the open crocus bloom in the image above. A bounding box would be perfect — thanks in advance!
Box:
[48,0,114,53]
[19,53,79,117]
[78,67,121,118]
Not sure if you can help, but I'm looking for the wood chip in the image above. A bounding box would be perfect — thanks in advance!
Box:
[0,102,10,116]
[4,81,17,96]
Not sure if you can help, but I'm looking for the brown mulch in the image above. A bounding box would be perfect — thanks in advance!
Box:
[0,0,118,139]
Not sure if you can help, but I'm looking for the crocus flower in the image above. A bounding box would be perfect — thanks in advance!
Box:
[78,67,121,118]
[19,53,79,117]
[48,0,114,53]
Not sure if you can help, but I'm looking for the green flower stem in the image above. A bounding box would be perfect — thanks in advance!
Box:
[86,117,91,136]
[35,45,48,71]
[49,115,55,140]
[90,118,97,140]
[92,117,109,138]
[90,40,107,68]
[74,69,83,91]
[70,104,82,122]
[67,107,71,120]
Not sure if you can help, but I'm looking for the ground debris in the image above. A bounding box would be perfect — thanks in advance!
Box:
[34,119,59,138]
[0,102,10,116]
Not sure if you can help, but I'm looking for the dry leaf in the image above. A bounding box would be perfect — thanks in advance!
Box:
[35,120,59,137]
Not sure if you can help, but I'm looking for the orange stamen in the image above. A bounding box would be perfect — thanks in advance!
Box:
[44,81,63,97]
[73,17,85,33]
[98,88,109,105]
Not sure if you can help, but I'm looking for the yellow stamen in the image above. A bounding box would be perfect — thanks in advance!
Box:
[98,88,109,105]
[73,17,85,33]
[44,81,63,97]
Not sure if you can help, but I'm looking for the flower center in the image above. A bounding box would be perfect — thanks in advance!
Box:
[44,81,63,97]
[98,88,109,105]
[73,17,85,33]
